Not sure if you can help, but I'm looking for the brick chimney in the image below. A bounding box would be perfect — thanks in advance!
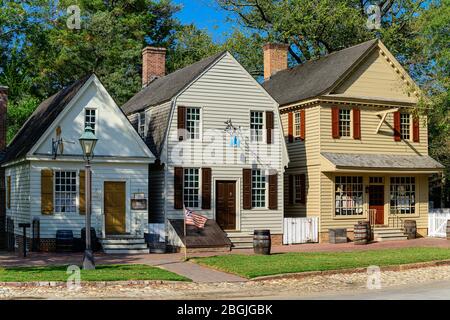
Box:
[142,47,167,87]
[0,86,7,152]
[263,43,289,80]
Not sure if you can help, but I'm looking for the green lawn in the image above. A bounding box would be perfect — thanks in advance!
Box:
[0,264,190,282]
[192,247,450,279]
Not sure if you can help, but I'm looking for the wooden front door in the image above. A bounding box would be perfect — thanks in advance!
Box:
[369,185,384,225]
[216,181,236,230]
[104,181,126,234]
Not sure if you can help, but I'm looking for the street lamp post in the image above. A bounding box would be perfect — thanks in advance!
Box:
[79,125,98,270]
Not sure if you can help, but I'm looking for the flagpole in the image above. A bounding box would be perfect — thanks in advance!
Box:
[183,206,187,261]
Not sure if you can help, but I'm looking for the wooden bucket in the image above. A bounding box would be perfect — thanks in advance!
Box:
[354,224,368,245]
[404,220,417,239]
[253,230,271,255]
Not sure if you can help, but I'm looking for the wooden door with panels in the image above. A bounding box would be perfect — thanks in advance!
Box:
[216,181,237,230]
[104,181,126,234]
[369,184,385,225]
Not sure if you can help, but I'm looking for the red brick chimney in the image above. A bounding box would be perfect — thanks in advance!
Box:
[0,86,7,152]
[142,47,167,87]
[263,43,289,80]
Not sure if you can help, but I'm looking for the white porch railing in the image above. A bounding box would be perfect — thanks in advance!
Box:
[283,217,319,244]
[428,209,450,238]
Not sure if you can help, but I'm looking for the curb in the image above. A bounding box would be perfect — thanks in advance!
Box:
[250,259,450,281]
[0,279,186,288]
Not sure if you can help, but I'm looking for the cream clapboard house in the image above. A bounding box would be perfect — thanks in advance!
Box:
[2,74,155,252]
[122,48,289,250]
[262,39,444,242]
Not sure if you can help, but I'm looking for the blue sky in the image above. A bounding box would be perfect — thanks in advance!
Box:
[173,0,236,42]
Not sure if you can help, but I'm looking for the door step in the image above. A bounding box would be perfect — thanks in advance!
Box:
[226,232,254,249]
[372,227,408,242]
[100,237,148,254]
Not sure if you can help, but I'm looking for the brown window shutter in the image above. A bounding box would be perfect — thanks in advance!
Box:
[201,168,211,209]
[266,111,274,144]
[393,111,401,141]
[413,116,420,142]
[177,106,186,141]
[268,173,278,210]
[299,174,306,204]
[41,169,53,215]
[353,108,361,140]
[79,170,86,215]
[332,107,340,139]
[243,169,252,209]
[174,167,184,209]
[6,176,11,209]
[300,109,306,141]
[288,175,294,205]
[288,112,294,142]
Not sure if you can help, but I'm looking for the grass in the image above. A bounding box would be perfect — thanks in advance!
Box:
[0,264,190,282]
[192,247,450,279]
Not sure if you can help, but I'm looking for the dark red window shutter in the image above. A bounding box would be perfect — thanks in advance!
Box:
[300,109,306,141]
[299,174,306,204]
[353,108,361,140]
[332,107,340,139]
[174,167,184,209]
[268,173,278,210]
[177,106,186,141]
[393,111,401,141]
[288,112,294,142]
[288,175,294,205]
[201,168,211,209]
[413,116,420,142]
[243,169,252,209]
[266,111,274,144]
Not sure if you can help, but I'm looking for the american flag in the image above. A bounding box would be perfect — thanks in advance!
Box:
[184,206,208,229]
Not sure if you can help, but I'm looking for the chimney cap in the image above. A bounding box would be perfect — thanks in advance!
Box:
[263,43,290,50]
[142,46,167,54]
[0,86,8,92]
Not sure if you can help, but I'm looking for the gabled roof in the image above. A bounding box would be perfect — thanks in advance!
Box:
[262,39,378,106]
[2,75,92,164]
[122,50,227,115]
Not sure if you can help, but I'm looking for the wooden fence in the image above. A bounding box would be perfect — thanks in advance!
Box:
[428,209,450,238]
[283,217,319,244]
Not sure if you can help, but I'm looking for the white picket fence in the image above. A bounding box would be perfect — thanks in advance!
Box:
[428,209,450,238]
[283,217,319,244]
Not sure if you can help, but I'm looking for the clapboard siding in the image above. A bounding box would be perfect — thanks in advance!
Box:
[29,161,149,238]
[5,162,31,236]
[149,165,165,223]
[162,53,284,234]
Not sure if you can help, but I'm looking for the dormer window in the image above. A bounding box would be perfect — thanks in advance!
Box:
[138,111,146,138]
[85,109,96,134]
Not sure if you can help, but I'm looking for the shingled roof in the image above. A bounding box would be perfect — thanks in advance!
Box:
[2,74,92,164]
[262,39,378,106]
[122,50,227,115]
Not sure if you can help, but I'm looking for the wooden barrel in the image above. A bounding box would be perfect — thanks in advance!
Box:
[358,221,372,241]
[446,220,450,240]
[56,230,74,253]
[404,220,417,240]
[354,224,368,245]
[253,230,271,255]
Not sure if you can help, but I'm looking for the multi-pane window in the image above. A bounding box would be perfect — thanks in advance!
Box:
[390,177,415,214]
[250,111,264,142]
[138,111,146,138]
[400,113,410,140]
[369,177,384,184]
[184,168,199,208]
[335,176,363,216]
[294,175,304,203]
[186,108,201,140]
[54,171,77,213]
[252,169,266,208]
[339,109,351,137]
[294,111,301,138]
[85,109,96,134]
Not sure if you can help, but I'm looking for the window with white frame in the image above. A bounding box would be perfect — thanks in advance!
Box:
[294,111,301,138]
[339,109,351,137]
[335,176,363,216]
[138,111,146,138]
[390,177,415,214]
[184,168,200,208]
[400,113,410,140]
[250,111,264,142]
[85,109,96,134]
[252,169,266,208]
[294,175,304,203]
[54,171,77,213]
[186,107,200,140]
